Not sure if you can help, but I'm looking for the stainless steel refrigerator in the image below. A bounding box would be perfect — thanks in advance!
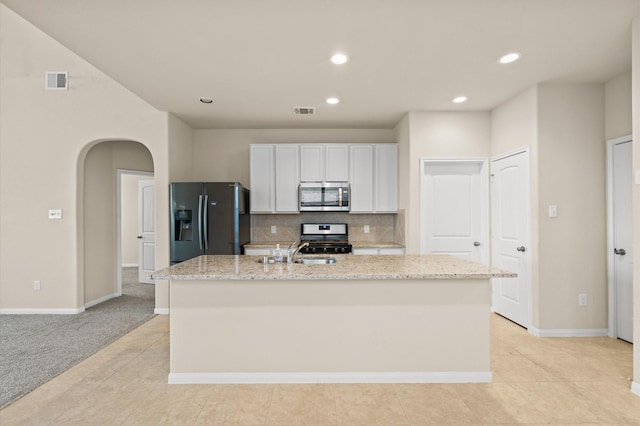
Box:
[170,182,250,263]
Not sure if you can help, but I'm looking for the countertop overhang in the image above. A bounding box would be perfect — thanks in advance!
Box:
[151,254,516,281]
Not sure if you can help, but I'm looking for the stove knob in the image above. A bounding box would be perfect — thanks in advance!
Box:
[341,247,346,253]
[311,247,316,253]
[323,247,328,253]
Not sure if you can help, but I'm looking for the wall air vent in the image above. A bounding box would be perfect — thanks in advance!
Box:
[45,72,68,90]
[293,107,315,116]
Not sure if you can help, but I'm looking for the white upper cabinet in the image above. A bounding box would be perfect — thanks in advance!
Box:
[300,144,349,182]
[349,144,398,213]
[374,144,398,212]
[274,145,300,213]
[349,145,374,213]
[300,145,325,181]
[250,144,299,214]
[249,145,275,213]
[251,143,397,214]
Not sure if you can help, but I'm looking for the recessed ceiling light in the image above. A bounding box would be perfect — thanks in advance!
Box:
[199,97,214,104]
[326,97,340,105]
[330,53,348,65]
[498,53,520,64]
[452,96,467,104]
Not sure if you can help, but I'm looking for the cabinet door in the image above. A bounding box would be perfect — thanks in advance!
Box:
[325,144,349,181]
[275,145,300,213]
[349,145,374,213]
[300,145,324,181]
[250,145,275,213]
[352,248,379,255]
[374,144,398,212]
[379,248,405,255]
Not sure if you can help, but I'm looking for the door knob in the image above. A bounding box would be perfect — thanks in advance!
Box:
[137,235,143,239]
[614,248,626,256]
[516,246,526,252]
[473,241,481,247]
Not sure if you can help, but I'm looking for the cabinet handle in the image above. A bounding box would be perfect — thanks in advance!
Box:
[517,246,526,252]
[614,248,626,256]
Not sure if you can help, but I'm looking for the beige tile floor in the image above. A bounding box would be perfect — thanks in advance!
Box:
[1,314,638,425]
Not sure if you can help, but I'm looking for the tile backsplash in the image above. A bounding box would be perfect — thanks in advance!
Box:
[251,211,405,245]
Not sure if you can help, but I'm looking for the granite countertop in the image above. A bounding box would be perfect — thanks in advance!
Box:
[244,242,405,249]
[151,254,516,281]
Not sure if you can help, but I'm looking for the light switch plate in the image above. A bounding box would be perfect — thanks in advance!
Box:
[48,209,62,219]
[548,205,558,218]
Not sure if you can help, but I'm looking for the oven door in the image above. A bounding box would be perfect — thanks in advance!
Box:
[299,183,349,211]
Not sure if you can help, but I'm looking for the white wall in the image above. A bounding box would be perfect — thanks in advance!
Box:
[0,5,170,312]
[402,112,492,253]
[537,83,606,330]
[193,129,395,185]
[605,71,632,140]
[631,15,640,391]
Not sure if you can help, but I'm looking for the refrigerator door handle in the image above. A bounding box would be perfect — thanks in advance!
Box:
[198,195,203,250]
[203,194,209,250]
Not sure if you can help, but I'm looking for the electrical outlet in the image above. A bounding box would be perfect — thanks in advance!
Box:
[48,209,62,219]
[578,293,587,306]
[548,205,558,218]
[34,280,41,291]
[271,225,277,234]
[364,225,370,234]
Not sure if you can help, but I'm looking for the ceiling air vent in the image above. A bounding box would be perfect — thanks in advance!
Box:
[293,107,315,116]
[45,72,68,90]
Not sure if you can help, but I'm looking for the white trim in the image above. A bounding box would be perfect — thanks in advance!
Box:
[84,292,118,309]
[606,135,633,338]
[419,157,489,265]
[631,381,640,397]
[121,263,138,268]
[154,308,170,315]
[0,307,85,315]
[491,145,529,162]
[528,326,608,337]
[168,371,492,385]
[116,169,153,303]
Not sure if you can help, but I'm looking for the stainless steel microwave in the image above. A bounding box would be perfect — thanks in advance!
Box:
[299,182,350,211]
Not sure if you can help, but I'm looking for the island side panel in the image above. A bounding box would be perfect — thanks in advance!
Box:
[169,278,491,383]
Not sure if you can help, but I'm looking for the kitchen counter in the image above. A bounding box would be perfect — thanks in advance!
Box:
[151,254,514,281]
[158,254,515,385]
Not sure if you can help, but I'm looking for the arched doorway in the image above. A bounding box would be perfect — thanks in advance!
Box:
[80,140,154,308]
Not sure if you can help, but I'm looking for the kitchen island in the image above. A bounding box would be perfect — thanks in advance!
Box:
[151,254,515,385]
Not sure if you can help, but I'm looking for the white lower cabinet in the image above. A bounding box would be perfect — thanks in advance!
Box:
[352,247,405,255]
[244,247,272,256]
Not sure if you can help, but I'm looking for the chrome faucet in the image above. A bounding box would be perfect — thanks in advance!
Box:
[288,241,309,263]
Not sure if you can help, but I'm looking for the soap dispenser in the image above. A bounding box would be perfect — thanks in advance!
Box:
[273,244,283,263]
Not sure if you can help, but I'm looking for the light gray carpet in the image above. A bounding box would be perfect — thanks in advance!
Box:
[0,268,155,408]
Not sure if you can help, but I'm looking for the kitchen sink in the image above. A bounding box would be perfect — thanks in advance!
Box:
[256,256,337,265]
[294,257,337,265]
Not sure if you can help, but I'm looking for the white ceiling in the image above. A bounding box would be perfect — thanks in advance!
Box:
[2,0,639,129]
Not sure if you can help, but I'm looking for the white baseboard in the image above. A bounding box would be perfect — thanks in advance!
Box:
[168,371,492,385]
[0,307,85,315]
[121,263,138,268]
[528,326,608,337]
[632,381,640,397]
[84,292,119,309]
[154,308,170,315]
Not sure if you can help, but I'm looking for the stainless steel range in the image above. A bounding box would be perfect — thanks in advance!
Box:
[299,223,352,254]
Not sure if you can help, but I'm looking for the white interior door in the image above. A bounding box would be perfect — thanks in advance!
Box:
[612,140,633,342]
[138,179,155,284]
[421,160,488,263]
[491,150,530,328]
